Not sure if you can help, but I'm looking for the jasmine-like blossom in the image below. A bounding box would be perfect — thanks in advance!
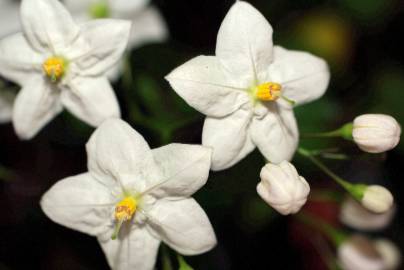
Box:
[64,0,168,79]
[339,197,395,231]
[0,0,131,139]
[41,119,217,270]
[257,161,310,215]
[352,114,401,153]
[338,235,386,270]
[166,1,330,170]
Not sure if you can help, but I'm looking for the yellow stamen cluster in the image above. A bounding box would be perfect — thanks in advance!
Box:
[255,82,282,101]
[42,57,66,83]
[115,196,137,222]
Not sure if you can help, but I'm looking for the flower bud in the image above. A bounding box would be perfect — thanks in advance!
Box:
[361,185,394,214]
[353,114,401,153]
[257,161,310,215]
[374,239,402,270]
[340,197,395,231]
[338,235,386,270]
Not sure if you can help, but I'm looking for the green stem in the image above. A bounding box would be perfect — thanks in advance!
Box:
[178,255,194,270]
[302,123,353,140]
[309,148,349,160]
[302,130,342,138]
[297,213,347,247]
[298,148,353,191]
[298,148,366,200]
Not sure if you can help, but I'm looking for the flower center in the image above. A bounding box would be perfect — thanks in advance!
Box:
[42,57,66,83]
[115,196,137,221]
[89,1,110,18]
[255,82,282,101]
[111,196,137,240]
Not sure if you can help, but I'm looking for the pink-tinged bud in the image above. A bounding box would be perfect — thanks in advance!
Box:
[257,161,310,215]
[338,235,386,270]
[340,197,395,231]
[353,114,401,153]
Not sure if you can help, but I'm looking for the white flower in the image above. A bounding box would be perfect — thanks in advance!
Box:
[374,239,402,270]
[353,114,401,153]
[165,1,330,171]
[0,0,131,140]
[257,161,310,215]
[0,0,20,39]
[40,119,216,270]
[340,197,395,231]
[361,185,394,214]
[64,0,168,80]
[338,235,386,270]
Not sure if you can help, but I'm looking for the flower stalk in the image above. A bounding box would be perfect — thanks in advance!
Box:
[297,147,366,201]
[302,123,353,140]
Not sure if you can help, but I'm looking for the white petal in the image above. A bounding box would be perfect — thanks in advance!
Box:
[250,105,299,163]
[61,76,120,127]
[0,88,15,123]
[147,198,216,255]
[202,108,255,171]
[110,0,150,14]
[269,46,330,106]
[20,0,80,53]
[166,56,250,118]
[0,33,43,86]
[40,173,114,236]
[98,226,160,270]
[126,6,168,49]
[72,19,131,76]
[86,119,161,190]
[216,1,273,85]
[148,144,212,198]
[0,1,21,39]
[12,76,62,140]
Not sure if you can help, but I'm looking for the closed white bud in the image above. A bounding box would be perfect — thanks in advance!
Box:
[361,185,394,214]
[374,239,402,270]
[340,197,395,231]
[338,235,386,270]
[257,161,310,215]
[353,114,401,153]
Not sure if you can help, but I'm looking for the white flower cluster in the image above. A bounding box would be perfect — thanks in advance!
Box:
[0,0,401,269]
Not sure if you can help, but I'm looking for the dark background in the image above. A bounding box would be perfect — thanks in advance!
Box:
[1,0,404,269]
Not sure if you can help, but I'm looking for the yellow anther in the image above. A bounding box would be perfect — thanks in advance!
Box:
[42,57,66,83]
[114,196,137,222]
[255,82,282,101]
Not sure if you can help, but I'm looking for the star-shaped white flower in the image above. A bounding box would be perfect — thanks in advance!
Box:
[166,1,330,171]
[64,0,169,79]
[41,119,217,270]
[0,0,131,140]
